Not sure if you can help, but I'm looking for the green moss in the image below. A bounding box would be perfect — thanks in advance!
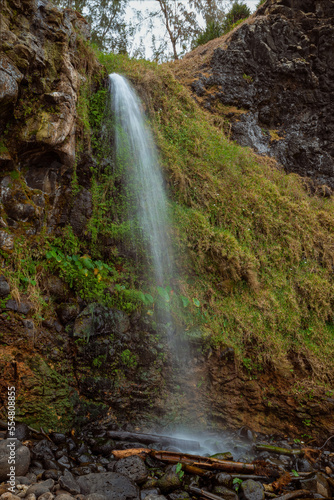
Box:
[17,355,75,431]
[97,53,334,380]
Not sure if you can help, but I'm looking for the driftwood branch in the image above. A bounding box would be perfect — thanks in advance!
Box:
[151,450,256,473]
[255,445,304,456]
[188,486,226,500]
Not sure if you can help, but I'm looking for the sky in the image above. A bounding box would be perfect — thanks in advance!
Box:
[125,0,259,59]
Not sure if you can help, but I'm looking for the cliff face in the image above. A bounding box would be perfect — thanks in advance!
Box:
[173,0,334,190]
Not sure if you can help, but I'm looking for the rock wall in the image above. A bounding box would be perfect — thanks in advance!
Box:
[173,0,334,190]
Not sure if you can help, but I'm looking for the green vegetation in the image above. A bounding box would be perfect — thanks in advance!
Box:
[98,52,334,381]
[193,1,251,48]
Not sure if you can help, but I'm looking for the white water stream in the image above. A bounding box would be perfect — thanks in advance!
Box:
[109,73,172,287]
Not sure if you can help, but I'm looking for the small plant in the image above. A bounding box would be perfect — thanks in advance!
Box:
[175,462,184,480]
[243,73,253,83]
[302,419,312,427]
[233,478,243,491]
[120,349,137,368]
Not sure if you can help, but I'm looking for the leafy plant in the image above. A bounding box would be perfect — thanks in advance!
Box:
[175,462,184,480]
[233,478,243,491]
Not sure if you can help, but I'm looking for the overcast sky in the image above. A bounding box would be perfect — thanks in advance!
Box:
[125,0,259,59]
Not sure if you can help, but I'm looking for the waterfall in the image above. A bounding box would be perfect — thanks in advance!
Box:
[108,73,172,287]
[108,73,202,427]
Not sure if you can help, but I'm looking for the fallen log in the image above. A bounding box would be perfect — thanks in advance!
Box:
[151,450,256,473]
[111,448,151,459]
[255,445,304,457]
[107,431,200,451]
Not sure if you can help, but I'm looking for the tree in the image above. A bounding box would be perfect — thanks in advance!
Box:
[193,0,251,48]
[223,0,251,29]
[148,0,201,60]
[51,0,131,53]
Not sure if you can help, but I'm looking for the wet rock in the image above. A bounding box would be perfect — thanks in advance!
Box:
[296,458,313,472]
[239,480,265,500]
[42,459,59,470]
[32,441,55,462]
[301,472,330,497]
[5,423,30,441]
[26,479,54,498]
[0,276,10,297]
[73,304,130,340]
[156,465,182,493]
[57,455,72,469]
[43,470,61,481]
[59,470,80,495]
[213,486,238,500]
[0,439,30,481]
[114,456,148,484]
[56,303,79,325]
[77,472,139,500]
[215,473,233,488]
[69,188,92,236]
[91,440,114,457]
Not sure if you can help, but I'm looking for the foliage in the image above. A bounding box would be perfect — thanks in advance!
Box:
[100,54,334,381]
[45,246,117,302]
[51,0,131,53]
[256,0,266,7]
[193,20,225,48]
[193,0,251,47]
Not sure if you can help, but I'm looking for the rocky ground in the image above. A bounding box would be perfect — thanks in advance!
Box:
[1,423,334,500]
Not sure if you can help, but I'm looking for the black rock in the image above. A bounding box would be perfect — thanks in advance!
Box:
[51,433,66,444]
[92,440,114,456]
[0,275,10,297]
[26,478,54,497]
[114,456,148,484]
[5,423,30,441]
[32,440,55,461]
[59,469,81,495]
[215,472,233,488]
[239,480,265,500]
[77,472,140,500]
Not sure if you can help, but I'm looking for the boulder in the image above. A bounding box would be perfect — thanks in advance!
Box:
[58,470,80,496]
[0,440,30,481]
[156,466,182,493]
[239,480,265,500]
[77,472,139,500]
[25,479,54,498]
[114,456,148,484]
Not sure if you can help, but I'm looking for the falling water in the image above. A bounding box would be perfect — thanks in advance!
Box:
[108,73,172,286]
[108,74,206,426]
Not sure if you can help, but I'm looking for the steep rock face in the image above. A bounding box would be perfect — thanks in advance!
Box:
[173,0,334,189]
